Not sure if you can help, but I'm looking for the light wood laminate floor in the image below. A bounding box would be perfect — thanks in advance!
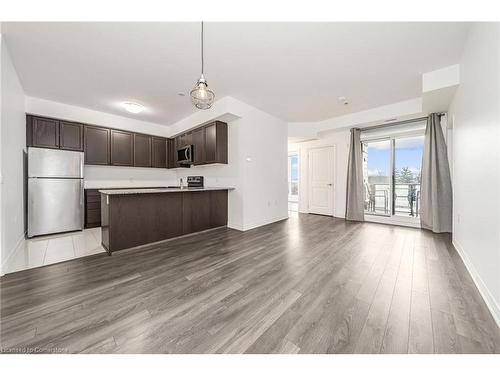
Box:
[1,213,499,353]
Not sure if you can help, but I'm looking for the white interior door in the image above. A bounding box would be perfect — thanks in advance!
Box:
[308,146,334,216]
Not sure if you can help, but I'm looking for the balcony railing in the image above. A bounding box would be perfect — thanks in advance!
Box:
[364,182,420,217]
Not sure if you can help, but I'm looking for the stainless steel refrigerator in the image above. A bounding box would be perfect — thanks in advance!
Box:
[27,147,84,237]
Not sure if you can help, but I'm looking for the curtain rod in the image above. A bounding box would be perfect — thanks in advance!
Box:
[359,112,446,132]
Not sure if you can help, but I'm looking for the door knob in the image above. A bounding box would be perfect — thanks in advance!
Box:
[327,183,333,186]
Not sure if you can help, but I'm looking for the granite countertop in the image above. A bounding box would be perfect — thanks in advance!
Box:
[98,187,235,195]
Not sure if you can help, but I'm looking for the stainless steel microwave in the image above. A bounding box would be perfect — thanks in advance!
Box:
[177,145,193,164]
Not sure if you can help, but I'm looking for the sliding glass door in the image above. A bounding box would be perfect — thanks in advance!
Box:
[394,136,424,217]
[362,134,424,219]
[362,139,392,216]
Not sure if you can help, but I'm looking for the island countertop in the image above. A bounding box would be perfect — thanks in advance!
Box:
[98,187,234,195]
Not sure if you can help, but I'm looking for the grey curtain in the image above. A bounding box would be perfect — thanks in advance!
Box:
[345,128,365,221]
[420,113,453,233]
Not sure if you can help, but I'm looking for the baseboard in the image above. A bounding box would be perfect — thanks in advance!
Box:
[365,215,421,229]
[452,238,500,329]
[238,215,289,232]
[1,232,26,277]
[227,222,245,231]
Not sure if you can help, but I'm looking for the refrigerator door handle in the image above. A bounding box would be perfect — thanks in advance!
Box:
[80,180,84,206]
[80,179,85,228]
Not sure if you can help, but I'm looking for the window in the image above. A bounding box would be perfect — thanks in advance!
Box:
[362,128,424,220]
[288,153,299,211]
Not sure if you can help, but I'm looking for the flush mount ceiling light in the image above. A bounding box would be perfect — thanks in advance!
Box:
[121,102,145,114]
[190,21,215,110]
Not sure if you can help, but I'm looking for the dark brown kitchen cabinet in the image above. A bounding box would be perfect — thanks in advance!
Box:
[102,189,228,253]
[192,126,205,165]
[151,136,167,168]
[178,132,192,148]
[170,121,227,167]
[60,121,84,151]
[84,189,102,228]
[167,138,176,169]
[84,125,110,165]
[173,136,181,166]
[182,191,211,234]
[204,121,227,164]
[26,114,226,169]
[29,116,60,149]
[111,130,134,166]
[133,133,152,167]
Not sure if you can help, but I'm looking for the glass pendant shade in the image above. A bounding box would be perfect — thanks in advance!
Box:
[190,74,215,109]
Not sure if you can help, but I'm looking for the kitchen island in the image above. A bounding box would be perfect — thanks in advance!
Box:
[99,187,233,254]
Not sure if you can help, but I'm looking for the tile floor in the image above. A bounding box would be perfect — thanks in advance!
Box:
[6,227,106,274]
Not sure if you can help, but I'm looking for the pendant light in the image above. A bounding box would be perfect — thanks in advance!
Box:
[190,21,215,110]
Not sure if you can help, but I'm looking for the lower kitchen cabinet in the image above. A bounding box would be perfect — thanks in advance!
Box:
[182,191,211,234]
[101,189,229,253]
[84,189,102,228]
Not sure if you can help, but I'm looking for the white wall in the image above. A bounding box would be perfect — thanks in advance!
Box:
[1,36,26,275]
[25,97,179,188]
[173,96,288,231]
[288,98,424,140]
[448,23,500,324]
[237,104,288,230]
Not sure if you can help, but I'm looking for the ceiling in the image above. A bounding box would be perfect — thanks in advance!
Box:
[2,22,470,126]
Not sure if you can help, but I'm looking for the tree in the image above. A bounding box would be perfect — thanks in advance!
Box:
[395,167,415,183]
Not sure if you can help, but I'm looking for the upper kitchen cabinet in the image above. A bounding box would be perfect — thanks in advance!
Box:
[178,132,192,148]
[25,114,225,169]
[59,121,84,151]
[151,136,167,168]
[110,130,134,166]
[204,121,228,164]
[27,115,84,151]
[167,138,176,169]
[27,116,60,149]
[133,133,152,167]
[84,125,110,165]
[192,126,205,165]
[171,121,227,167]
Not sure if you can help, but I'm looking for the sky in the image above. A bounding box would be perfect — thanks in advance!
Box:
[366,136,424,177]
